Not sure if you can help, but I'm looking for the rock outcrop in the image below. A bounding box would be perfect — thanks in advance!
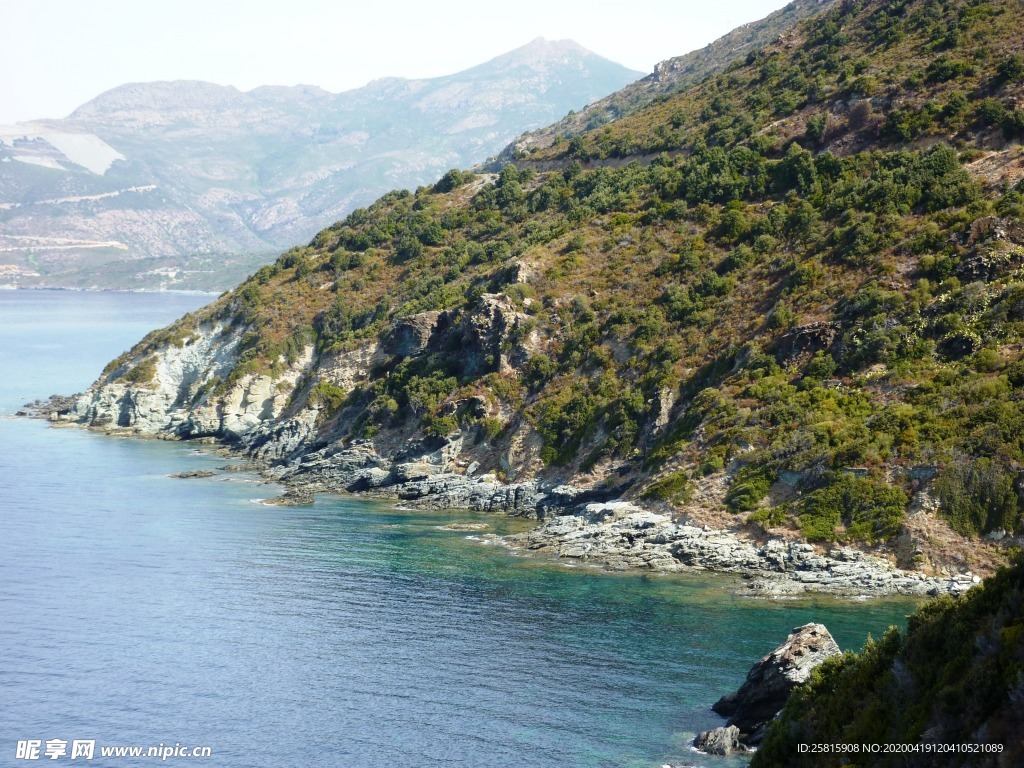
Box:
[505,502,978,597]
[693,725,743,755]
[711,623,841,746]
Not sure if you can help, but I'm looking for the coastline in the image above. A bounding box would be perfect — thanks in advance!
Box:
[0,285,221,296]
[27,398,980,600]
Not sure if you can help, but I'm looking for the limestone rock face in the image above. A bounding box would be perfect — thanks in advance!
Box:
[712,623,841,744]
[319,341,384,393]
[65,320,316,448]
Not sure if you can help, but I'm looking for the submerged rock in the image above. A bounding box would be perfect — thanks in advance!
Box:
[169,469,217,479]
[439,522,490,531]
[712,623,840,745]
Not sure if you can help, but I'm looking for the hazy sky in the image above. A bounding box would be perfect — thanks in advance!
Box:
[1,0,792,124]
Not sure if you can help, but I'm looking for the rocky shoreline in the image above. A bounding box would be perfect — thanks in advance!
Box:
[501,501,979,598]
[23,395,979,599]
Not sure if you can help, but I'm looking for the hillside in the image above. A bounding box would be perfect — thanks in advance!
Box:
[0,40,641,291]
[491,0,838,163]
[55,0,1024,589]
[752,555,1024,766]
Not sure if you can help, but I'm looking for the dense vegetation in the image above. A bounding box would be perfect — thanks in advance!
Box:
[121,0,1024,553]
[752,555,1024,766]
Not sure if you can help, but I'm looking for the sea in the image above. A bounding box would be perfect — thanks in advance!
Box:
[0,290,920,767]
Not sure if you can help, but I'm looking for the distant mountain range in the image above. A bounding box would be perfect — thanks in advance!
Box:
[0,39,642,290]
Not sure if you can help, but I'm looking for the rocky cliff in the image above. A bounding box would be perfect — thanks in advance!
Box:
[694,622,842,754]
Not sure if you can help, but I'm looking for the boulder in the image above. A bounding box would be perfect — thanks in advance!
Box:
[712,623,840,744]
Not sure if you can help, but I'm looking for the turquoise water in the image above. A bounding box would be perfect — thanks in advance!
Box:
[0,291,920,767]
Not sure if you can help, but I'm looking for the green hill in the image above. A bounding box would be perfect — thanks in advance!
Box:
[493,0,840,162]
[68,0,1024,579]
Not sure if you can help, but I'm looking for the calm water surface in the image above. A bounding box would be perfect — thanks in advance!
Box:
[0,291,920,767]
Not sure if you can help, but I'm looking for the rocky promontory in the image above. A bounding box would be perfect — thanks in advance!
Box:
[695,623,842,753]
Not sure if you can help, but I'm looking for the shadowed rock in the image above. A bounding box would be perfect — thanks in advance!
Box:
[712,622,840,744]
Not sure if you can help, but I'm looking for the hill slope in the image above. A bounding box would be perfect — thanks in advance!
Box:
[491,0,839,164]
[57,0,1024,588]
[0,39,641,290]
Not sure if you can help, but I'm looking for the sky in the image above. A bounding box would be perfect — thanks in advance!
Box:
[0,0,793,124]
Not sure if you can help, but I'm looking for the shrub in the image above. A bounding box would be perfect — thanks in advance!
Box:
[749,506,788,530]
[977,98,1008,127]
[433,168,475,193]
[423,413,459,438]
[935,459,1022,536]
[479,417,504,442]
[997,54,1024,83]
[121,356,158,387]
[806,351,837,379]
[727,466,775,511]
[308,380,348,415]
[799,472,908,542]
[641,471,692,503]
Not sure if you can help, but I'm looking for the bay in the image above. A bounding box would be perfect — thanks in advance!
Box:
[0,290,918,767]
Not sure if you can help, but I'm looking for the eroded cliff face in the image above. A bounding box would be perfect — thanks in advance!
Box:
[71,322,305,439]
[63,291,559,518]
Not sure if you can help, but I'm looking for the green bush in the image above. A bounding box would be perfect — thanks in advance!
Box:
[641,471,692,503]
[479,417,504,442]
[935,458,1022,536]
[423,413,459,437]
[748,505,788,529]
[308,380,348,415]
[997,54,1024,83]
[433,168,475,193]
[727,466,775,511]
[121,356,158,387]
[799,472,908,542]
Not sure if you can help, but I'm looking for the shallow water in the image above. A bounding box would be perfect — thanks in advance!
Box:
[0,291,920,767]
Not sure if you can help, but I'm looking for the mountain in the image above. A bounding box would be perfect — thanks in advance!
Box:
[0,39,642,290]
[47,0,1024,602]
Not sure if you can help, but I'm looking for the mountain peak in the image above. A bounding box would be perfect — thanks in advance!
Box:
[483,37,628,71]
[69,80,246,121]
[519,37,591,56]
